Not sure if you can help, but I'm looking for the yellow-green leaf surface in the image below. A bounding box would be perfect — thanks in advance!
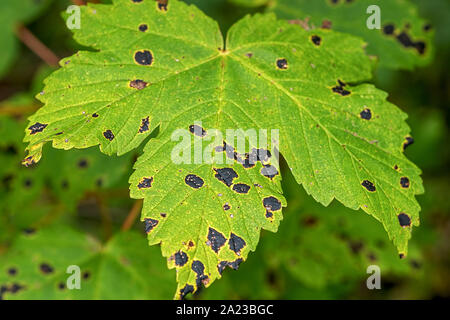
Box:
[269,0,434,70]
[0,226,174,300]
[0,0,52,78]
[24,0,423,298]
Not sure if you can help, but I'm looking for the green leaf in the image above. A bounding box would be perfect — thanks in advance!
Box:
[269,0,434,70]
[0,0,52,78]
[24,0,423,298]
[228,0,269,8]
[0,225,174,300]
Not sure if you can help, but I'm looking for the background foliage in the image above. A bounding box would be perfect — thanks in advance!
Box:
[0,0,448,299]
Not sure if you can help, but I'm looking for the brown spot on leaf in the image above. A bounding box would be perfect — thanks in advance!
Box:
[129,79,148,90]
[157,0,168,11]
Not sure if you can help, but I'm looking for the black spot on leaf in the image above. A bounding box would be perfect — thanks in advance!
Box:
[157,0,168,11]
[189,124,206,137]
[92,113,99,118]
[360,108,372,120]
[207,227,226,253]
[191,260,208,287]
[263,196,282,211]
[139,24,148,32]
[403,136,414,150]
[383,24,395,35]
[276,58,288,69]
[361,180,376,192]
[228,258,243,270]
[232,183,250,194]
[179,284,194,300]
[28,122,47,135]
[40,263,54,274]
[265,211,273,218]
[103,130,115,141]
[260,165,278,179]
[78,159,88,168]
[185,174,204,189]
[311,35,321,45]
[223,203,230,211]
[217,261,228,275]
[398,213,411,227]
[129,79,148,90]
[7,268,17,276]
[175,251,188,267]
[229,233,246,254]
[214,168,238,187]
[144,218,159,233]
[400,177,410,188]
[139,117,150,133]
[138,177,153,189]
[83,271,90,279]
[134,50,153,66]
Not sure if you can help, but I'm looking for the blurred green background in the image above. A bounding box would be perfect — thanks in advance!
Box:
[0,0,448,299]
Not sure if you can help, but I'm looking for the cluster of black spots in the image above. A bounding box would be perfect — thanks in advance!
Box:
[217,258,243,275]
[311,35,321,46]
[263,196,282,212]
[397,32,426,55]
[398,213,411,227]
[103,130,115,141]
[276,58,288,70]
[332,80,351,96]
[129,79,148,90]
[179,284,194,300]
[382,23,427,55]
[78,158,88,169]
[138,117,150,133]
[40,263,54,274]
[157,0,168,11]
[185,174,204,189]
[223,203,231,211]
[137,177,153,189]
[214,168,238,187]
[403,136,414,150]
[92,113,99,118]
[134,50,153,66]
[207,227,226,253]
[361,180,376,192]
[138,24,148,32]
[229,233,246,254]
[400,177,410,189]
[0,283,25,299]
[28,122,47,135]
[144,218,159,233]
[383,24,395,35]
[232,183,250,194]
[174,251,189,267]
[189,124,207,137]
[360,108,372,120]
[191,260,209,287]
[260,165,278,179]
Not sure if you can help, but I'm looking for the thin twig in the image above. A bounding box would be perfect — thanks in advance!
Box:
[15,24,60,67]
[121,200,143,231]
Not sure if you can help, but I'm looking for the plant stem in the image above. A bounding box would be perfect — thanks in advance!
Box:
[121,199,143,231]
[15,24,60,67]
